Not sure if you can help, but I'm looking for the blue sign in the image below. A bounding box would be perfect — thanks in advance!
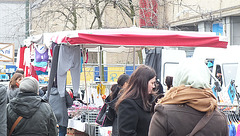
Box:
[94,67,108,81]
[212,23,223,36]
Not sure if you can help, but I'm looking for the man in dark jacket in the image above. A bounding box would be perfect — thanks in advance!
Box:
[7,77,58,136]
[0,84,7,136]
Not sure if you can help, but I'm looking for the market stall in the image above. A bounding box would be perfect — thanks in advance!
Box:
[22,27,228,136]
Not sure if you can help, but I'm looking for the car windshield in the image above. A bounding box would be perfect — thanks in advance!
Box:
[222,63,238,87]
[163,62,179,85]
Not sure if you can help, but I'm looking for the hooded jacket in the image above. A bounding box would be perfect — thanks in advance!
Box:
[0,85,7,136]
[7,88,20,103]
[42,87,73,127]
[7,92,58,136]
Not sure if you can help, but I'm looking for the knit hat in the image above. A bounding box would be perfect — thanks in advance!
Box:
[117,74,130,87]
[19,77,39,94]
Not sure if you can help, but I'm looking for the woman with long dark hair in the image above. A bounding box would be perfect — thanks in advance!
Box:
[115,64,156,136]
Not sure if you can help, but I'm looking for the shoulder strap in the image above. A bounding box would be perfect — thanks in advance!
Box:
[8,116,23,136]
[188,110,215,136]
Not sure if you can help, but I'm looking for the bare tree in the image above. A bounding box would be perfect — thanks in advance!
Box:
[31,0,85,31]
[89,0,110,29]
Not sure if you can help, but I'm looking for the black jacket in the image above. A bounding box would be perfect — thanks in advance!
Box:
[118,98,152,136]
[7,93,58,136]
[105,95,119,136]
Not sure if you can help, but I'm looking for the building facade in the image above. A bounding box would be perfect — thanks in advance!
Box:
[0,0,27,48]
[160,0,240,45]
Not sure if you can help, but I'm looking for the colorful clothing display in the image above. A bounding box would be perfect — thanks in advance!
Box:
[35,47,49,62]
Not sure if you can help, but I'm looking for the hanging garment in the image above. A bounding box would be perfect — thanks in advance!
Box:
[35,46,49,62]
[34,66,48,72]
[50,42,57,57]
[34,60,48,67]
[57,45,81,97]
[145,47,162,81]
[17,46,26,70]
[81,56,83,73]
[97,83,106,95]
[229,123,236,136]
[24,48,31,76]
[29,64,39,81]
[85,49,88,63]
[47,45,60,99]
[36,71,48,75]
[228,82,236,104]
[236,123,240,136]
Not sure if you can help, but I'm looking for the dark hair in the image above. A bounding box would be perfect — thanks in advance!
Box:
[117,74,130,86]
[109,74,129,101]
[165,76,173,90]
[154,80,163,94]
[15,68,24,75]
[115,65,156,111]
[109,84,118,101]
[9,73,23,89]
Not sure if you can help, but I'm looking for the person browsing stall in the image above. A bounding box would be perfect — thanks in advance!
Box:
[7,77,58,136]
[42,81,73,136]
[105,74,130,136]
[115,65,156,136]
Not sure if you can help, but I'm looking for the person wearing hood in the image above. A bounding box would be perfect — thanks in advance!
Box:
[42,82,73,136]
[148,59,228,136]
[7,77,58,136]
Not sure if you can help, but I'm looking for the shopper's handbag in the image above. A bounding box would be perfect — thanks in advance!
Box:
[8,116,23,136]
[187,110,215,136]
[95,102,115,127]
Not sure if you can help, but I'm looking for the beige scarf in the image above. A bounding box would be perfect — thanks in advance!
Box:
[158,85,217,113]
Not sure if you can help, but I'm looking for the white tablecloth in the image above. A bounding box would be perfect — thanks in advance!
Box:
[68,119,86,132]
[68,119,113,136]
[99,126,112,136]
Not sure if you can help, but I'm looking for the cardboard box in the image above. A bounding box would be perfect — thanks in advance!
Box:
[67,128,88,136]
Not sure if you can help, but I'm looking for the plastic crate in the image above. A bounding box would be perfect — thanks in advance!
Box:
[81,111,99,123]
[85,123,99,136]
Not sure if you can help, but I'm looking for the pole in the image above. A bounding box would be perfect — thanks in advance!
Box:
[25,0,30,39]
[133,47,136,71]
[99,46,102,82]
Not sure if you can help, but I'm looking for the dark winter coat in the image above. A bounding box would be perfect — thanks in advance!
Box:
[42,87,73,127]
[0,85,7,136]
[7,92,58,136]
[7,88,20,103]
[117,98,152,136]
[149,104,229,136]
[105,95,118,136]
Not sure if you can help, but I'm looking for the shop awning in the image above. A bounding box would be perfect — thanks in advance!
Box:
[49,27,227,48]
